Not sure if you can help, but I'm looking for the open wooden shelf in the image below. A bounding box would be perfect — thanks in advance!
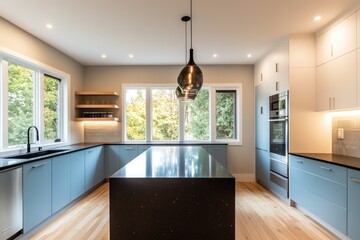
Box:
[75,91,119,96]
[75,117,119,122]
[75,104,119,109]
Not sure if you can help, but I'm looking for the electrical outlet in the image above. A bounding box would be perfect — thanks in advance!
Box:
[337,128,344,139]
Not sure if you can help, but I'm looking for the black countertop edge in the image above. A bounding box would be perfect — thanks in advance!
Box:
[290,153,360,171]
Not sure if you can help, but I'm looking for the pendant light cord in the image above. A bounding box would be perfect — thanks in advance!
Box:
[190,0,193,49]
[185,20,188,63]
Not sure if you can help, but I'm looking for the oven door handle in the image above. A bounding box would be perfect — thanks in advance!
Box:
[269,118,288,122]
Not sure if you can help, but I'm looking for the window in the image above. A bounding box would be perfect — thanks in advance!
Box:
[123,84,242,144]
[0,54,68,151]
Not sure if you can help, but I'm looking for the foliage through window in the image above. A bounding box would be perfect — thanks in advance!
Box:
[124,85,241,143]
[1,58,65,150]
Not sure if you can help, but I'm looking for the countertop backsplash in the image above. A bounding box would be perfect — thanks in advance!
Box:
[84,122,122,143]
[332,115,360,159]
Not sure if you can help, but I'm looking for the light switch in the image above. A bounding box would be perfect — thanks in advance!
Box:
[337,128,344,139]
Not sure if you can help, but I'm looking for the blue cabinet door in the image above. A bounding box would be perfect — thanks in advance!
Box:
[255,148,270,187]
[255,83,269,150]
[106,145,120,177]
[85,146,105,191]
[206,145,227,168]
[137,145,151,155]
[23,159,52,233]
[119,145,138,168]
[348,168,360,239]
[70,150,85,201]
[52,154,71,214]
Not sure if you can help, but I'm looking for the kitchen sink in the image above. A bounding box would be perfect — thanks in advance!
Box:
[4,149,69,159]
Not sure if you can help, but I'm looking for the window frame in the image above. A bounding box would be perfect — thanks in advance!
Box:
[0,48,70,154]
[122,83,242,145]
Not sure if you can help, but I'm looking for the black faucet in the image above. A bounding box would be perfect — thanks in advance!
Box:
[27,126,39,153]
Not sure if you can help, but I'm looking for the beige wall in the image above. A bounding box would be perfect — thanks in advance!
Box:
[0,17,84,144]
[83,65,255,179]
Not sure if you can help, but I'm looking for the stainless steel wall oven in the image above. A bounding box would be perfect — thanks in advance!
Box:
[269,91,289,197]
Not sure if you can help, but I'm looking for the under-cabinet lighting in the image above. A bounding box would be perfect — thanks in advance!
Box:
[330,110,360,118]
[46,24,53,29]
[129,54,134,58]
[101,54,106,58]
[212,53,218,58]
[247,54,252,58]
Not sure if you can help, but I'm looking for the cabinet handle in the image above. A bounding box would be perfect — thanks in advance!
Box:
[125,147,135,150]
[275,63,279,73]
[260,106,263,114]
[320,166,332,171]
[296,160,303,164]
[260,73,263,82]
[276,81,279,91]
[332,97,335,109]
[350,177,360,183]
[331,44,333,57]
[31,163,47,169]
[329,98,332,110]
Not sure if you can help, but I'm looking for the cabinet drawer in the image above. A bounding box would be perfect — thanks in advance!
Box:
[348,168,360,239]
[290,155,346,185]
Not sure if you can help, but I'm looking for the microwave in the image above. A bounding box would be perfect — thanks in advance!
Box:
[269,91,288,119]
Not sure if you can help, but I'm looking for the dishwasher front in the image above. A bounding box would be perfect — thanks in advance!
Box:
[0,166,23,240]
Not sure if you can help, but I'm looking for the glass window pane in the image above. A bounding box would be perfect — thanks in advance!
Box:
[8,62,34,146]
[44,75,61,141]
[216,90,236,140]
[152,89,179,141]
[184,89,209,140]
[125,89,146,140]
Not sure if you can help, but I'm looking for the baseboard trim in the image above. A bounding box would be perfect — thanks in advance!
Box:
[232,174,255,182]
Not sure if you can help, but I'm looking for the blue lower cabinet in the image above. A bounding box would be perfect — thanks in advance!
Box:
[206,145,227,168]
[23,159,52,233]
[119,145,138,168]
[52,154,71,214]
[70,150,85,201]
[255,148,269,188]
[85,146,105,191]
[106,145,121,177]
[289,155,347,235]
[137,145,150,155]
[348,168,360,239]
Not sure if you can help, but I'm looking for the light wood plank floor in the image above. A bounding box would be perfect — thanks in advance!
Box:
[29,182,339,240]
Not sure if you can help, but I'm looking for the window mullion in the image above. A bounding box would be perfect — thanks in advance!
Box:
[146,88,151,141]
[38,73,44,144]
[210,88,216,141]
[1,60,9,149]
[179,101,184,141]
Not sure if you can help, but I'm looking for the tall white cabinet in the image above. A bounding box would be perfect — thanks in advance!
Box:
[316,11,358,111]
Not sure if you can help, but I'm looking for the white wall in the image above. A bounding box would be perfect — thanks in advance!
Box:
[83,65,255,180]
[0,17,84,144]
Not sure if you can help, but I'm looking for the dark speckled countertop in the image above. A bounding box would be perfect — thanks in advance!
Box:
[0,143,103,170]
[111,146,233,178]
[0,142,228,171]
[290,153,360,170]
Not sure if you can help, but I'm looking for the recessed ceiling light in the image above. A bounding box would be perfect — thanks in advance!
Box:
[129,54,134,58]
[46,24,53,29]
[247,54,252,58]
[212,53,218,58]
[101,54,106,58]
[314,16,321,21]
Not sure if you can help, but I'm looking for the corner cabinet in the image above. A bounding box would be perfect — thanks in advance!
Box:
[75,91,119,121]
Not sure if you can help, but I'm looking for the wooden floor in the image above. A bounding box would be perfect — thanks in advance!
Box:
[29,182,339,240]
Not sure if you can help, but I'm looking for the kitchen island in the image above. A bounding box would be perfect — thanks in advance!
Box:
[110,146,235,240]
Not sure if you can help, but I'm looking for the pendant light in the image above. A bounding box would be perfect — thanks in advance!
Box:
[177,0,203,96]
[176,16,197,102]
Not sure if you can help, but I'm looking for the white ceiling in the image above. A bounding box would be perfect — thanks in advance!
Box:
[0,0,359,66]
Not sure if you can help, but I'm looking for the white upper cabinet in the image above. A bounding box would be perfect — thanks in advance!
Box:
[316,13,357,66]
[269,39,289,95]
[316,51,357,111]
